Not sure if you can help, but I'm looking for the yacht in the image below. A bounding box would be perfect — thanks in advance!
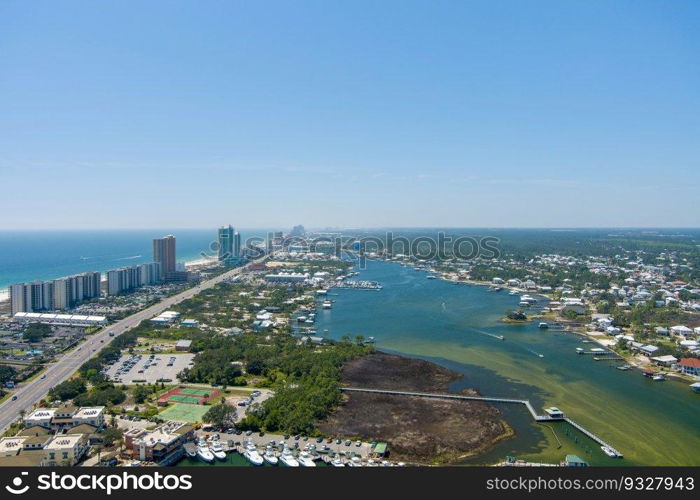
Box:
[209,441,227,460]
[263,446,279,465]
[279,447,300,467]
[330,455,345,467]
[538,322,549,329]
[322,300,332,309]
[196,444,214,463]
[243,442,264,466]
[298,451,316,467]
[185,444,197,458]
[652,373,666,381]
[347,456,363,467]
[426,274,437,280]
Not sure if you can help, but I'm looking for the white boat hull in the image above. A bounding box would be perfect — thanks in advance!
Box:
[280,456,299,467]
[244,451,264,466]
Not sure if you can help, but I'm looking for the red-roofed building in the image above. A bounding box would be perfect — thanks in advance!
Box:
[675,358,700,376]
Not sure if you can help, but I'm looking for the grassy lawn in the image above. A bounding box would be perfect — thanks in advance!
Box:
[159,403,209,423]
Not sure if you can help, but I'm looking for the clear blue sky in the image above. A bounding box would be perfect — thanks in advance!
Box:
[1,0,698,229]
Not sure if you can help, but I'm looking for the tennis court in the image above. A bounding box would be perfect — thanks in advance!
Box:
[179,388,212,396]
[159,403,209,422]
[168,395,201,404]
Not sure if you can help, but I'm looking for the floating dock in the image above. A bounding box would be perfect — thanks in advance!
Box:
[340,387,623,457]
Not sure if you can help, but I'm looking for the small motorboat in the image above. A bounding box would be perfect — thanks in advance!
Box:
[601,446,620,458]
[652,373,666,381]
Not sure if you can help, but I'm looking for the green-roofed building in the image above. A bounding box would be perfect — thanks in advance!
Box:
[373,442,388,457]
[564,454,589,467]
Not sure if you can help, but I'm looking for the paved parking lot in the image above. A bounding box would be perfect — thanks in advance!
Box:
[104,353,195,384]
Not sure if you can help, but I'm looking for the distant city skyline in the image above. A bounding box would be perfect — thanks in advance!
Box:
[1,1,698,229]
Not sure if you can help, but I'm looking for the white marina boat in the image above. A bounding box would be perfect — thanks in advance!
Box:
[601,446,618,458]
[263,446,278,465]
[209,441,227,460]
[196,445,215,463]
[652,373,666,381]
[279,448,300,467]
[243,443,264,466]
[298,451,316,467]
[347,456,363,467]
[331,455,345,467]
[322,300,332,309]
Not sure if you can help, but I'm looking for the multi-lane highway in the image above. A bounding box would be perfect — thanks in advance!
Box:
[0,260,261,432]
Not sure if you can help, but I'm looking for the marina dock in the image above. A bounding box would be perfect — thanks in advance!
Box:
[340,387,623,457]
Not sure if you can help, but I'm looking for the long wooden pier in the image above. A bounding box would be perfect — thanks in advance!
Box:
[340,387,623,457]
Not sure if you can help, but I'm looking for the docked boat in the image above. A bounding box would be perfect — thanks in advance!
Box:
[263,446,278,465]
[209,441,227,460]
[690,382,700,393]
[652,373,666,381]
[279,448,299,467]
[243,443,264,466]
[298,451,316,467]
[575,348,584,354]
[322,300,332,309]
[642,369,655,378]
[347,456,363,467]
[601,446,619,458]
[508,290,519,296]
[331,455,345,467]
[538,322,549,329]
[196,445,215,463]
[426,274,437,280]
[616,364,632,371]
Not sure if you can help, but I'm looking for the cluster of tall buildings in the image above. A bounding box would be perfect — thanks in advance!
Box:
[10,271,101,315]
[105,262,161,296]
[217,225,242,265]
[10,234,185,315]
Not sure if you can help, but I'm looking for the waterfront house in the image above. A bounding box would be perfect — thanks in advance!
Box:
[651,355,678,367]
[639,345,660,356]
[675,358,700,377]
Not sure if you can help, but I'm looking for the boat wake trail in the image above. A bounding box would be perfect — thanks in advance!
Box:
[468,327,505,341]
[116,254,142,261]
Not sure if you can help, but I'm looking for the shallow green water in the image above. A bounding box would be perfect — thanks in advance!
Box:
[314,260,700,466]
